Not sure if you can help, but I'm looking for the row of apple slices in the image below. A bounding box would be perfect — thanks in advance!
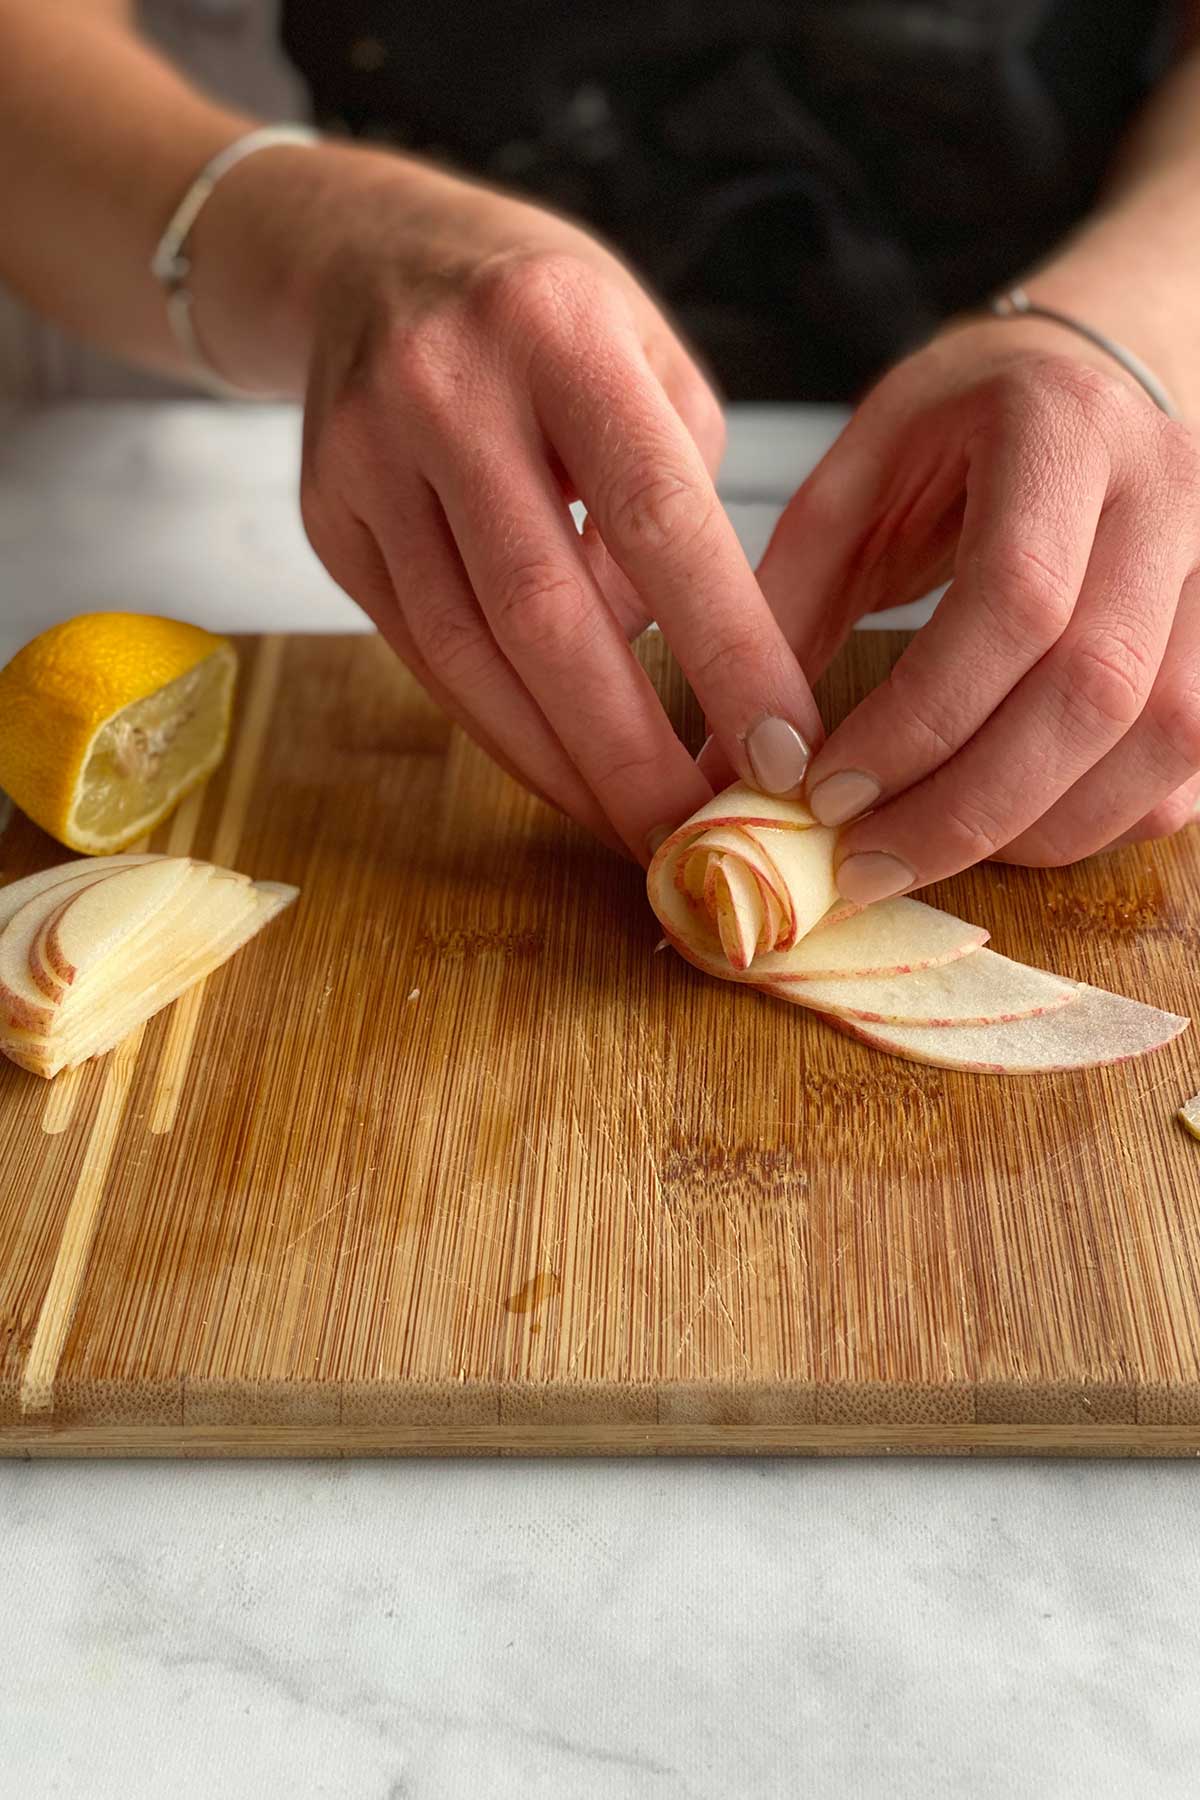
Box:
[647,785,1188,1073]
[0,854,297,1079]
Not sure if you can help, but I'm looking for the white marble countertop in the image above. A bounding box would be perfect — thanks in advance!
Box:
[2,403,1198,1799]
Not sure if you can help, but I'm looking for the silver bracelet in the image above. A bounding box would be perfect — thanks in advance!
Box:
[988,286,1179,420]
[150,124,320,397]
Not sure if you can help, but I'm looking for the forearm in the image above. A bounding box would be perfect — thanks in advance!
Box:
[0,1,575,396]
[0,1,269,376]
[1020,47,1200,422]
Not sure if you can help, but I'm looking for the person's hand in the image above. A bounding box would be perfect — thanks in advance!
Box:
[744,319,1200,903]
[236,147,822,860]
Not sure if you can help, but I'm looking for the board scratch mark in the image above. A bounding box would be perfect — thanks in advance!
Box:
[618,1057,667,1214]
[481,1068,541,1165]
[565,1299,605,1379]
[282,1190,353,1256]
[20,1026,146,1413]
[572,1027,660,1343]
[149,638,284,1135]
[1134,1066,1189,1106]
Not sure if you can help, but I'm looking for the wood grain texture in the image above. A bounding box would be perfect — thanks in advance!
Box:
[3,631,1200,1457]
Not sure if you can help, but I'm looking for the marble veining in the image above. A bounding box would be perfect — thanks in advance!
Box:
[4,1458,1200,1798]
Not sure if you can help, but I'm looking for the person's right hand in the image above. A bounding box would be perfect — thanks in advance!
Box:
[201,146,822,860]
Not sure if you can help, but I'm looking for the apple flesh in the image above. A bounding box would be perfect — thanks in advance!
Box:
[830,984,1187,1073]
[767,947,1077,1027]
[0,866,141,1030]
[4,882,293,1078]
[0,854,297,1079]
[752,898,988,984]
[0,853,161,934]
[40,856,193,988]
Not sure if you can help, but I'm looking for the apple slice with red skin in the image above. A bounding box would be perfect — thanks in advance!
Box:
[767,947,1077,1027]
[753,898,987,984]
[650,786,840,980]
[62,882,292,1075]
[708,854,762,970]
[0,861,296,1078]
[647,781,1190,1072]
[6,879,294,1077]
[829,984,1187,1073]
[29,857,195,1003]
[30,862,251,1018]
[0,866,151,1030]
[0,853,160,932]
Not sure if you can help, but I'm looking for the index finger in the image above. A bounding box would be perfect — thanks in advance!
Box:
[803,404,1107,829]
[531,323,825,800]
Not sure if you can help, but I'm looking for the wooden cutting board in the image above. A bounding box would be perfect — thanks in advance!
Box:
[3,630,1200,1458]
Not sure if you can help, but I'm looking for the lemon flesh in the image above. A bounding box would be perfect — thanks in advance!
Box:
[70,652,234,848]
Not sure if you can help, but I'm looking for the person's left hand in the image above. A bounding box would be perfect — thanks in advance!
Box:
[729,318,1200,907]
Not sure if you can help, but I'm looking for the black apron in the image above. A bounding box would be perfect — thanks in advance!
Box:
[282,0,1175,400]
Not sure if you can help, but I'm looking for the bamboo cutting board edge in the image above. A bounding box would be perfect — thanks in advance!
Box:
[5,1421,1200,1459]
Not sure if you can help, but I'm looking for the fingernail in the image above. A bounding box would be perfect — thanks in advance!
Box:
[646,824,672,859]
[836,851,915,906]
[741,716,811,797]
[808,769,882,828]
[694,733,713,767]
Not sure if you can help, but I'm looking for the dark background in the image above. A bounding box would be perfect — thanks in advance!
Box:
[282,0,1173,400]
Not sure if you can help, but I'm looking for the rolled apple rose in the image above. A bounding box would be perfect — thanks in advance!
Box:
[646,783,1187,1073]
[647,784,843,979]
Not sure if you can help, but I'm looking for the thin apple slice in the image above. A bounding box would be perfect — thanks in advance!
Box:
[767,947,1077,1026]
[33,882,296,1076]
[711,854,762,970]
[664,783,823,836]
[0,874,296,1078]
[0,853,159,932]
[28,856,206,1015]
[31,857,193,1001]
[55,888,287,1070]
[737,825,839,949]
[0,865,141,1029]
[679,826,781,907]
[645,780,1191,1073]
[750,897,987,984]
[0,856,264,1050]
[53,865,255,1027]
[831,983,1187,1073]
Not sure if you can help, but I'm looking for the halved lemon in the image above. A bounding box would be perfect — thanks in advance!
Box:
[0,613,236,853]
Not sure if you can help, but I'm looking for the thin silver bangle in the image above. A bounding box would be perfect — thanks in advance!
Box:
[151,124,320,398]
[988,286,1179,420]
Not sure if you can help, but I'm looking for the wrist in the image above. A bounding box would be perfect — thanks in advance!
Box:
[182,136,337,396]
[930,310,1163,410]
[185,139,438,396]
[184,140,600,398]
[1014,230,1194,422]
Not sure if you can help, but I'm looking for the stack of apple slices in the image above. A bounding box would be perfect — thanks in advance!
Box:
[0,854,297,1078]
[648,784,1188,1074]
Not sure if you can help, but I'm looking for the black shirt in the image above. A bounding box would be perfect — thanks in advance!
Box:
[282,0,1175,400]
